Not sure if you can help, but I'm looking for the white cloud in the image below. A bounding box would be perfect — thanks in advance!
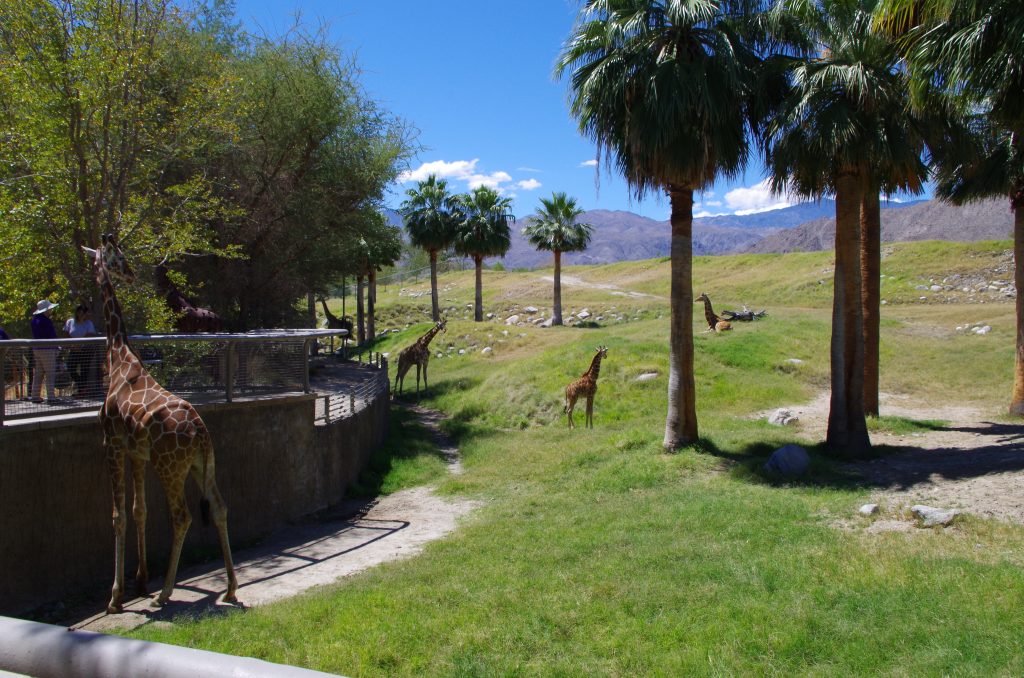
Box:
[579,159,598,168]
[398,159,481,184]
[517,166,542,173]
[517,178,542,191]
[467,171,513,190]
[724,180,793,215]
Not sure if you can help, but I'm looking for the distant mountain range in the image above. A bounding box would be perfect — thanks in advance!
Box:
[383,196,1015,269]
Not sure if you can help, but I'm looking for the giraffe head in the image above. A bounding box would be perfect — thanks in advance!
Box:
[83,233,135,283]
[596,345,608,359]
[437,317,447,334]
[696,292,709,303]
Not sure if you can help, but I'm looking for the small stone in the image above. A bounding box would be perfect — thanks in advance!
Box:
[859,503,879,516]
[481,347,492,354]
[458,349,466,355]
[486,312,494,319]
[975,325,991,335]
[505,315,520,325]
[915,285,929,291]
[577,309,591,319]
[911,504,959,527]
[785,358,804,365]
[930,285,942,292]
[436,352,443,358]
[539,318,553,328]
[634,372,659,382]
[880,300,887,305]
[524,306,539,313]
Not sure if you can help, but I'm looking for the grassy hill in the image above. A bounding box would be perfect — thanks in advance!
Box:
[131,240,1024,675]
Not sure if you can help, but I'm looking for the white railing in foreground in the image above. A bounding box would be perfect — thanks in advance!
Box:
[0,615,345,678]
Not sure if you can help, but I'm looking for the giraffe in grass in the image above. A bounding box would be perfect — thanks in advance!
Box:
[393,319,446,398]
[565,345,609,429]
[696,292,732,333]
[84,234,238,613]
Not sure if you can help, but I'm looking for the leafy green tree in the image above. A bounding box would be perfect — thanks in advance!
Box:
[453,187,514,322]
[876,0,1024,415]
[400,174,460,321]
[558,0,771,449]
[522,192,593,326]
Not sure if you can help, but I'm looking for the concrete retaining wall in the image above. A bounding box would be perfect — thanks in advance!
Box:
[0,392,388,615]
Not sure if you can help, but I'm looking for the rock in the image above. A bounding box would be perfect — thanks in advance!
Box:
[391,329,400,334]
[859,503,879,516]
[764,444,810,477]
[595,315,604,321]
[505,315,520,325]
[436,352,443,358]
[915,284,929,291]
[975,325,992,335]
[634,372,659,382]
[767,408,799,426]
[785,358,804,365]
[458,349,466,355]
[930,285,942,291]
[501,330,509,336]
[577,309,591,319]
[486,312,494,319]
[524,306,538,313]
[481,347,493,354]
[911,504,959,527]
[539,318,554,328]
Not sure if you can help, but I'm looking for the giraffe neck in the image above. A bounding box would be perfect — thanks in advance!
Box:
[702,298,717,326]
[319,299,337,323]
[98,266,130,349]
[586,353,604,382]
[419,325,442,349]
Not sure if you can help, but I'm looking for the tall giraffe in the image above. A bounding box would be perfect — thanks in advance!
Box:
[565,346,609,429]
[317,296,354,338]
[696,292,732,333]
[393,319,447,398]
[84,234,238,613]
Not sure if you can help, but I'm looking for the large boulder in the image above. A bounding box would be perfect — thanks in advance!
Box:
[763,444,810,478]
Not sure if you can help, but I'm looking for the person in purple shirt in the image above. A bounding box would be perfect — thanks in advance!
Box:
[0,326,8,340]
[30,299,60,404]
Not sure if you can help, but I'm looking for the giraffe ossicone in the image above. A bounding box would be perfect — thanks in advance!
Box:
[85,234,238,613]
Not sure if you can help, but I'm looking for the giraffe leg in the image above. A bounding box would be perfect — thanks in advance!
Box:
[130,456,149,596]
[191,455,238,604]
[106,440,128,613]
[586,395,595,429]
[423,357,429,392]
[566,394,577,429]
[415,363,422,398]
[154,476,191,607]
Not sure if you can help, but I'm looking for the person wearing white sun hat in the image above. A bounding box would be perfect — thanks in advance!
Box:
[30,299,60,404]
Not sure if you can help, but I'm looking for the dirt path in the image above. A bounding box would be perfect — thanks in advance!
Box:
[70,405,478,633]
[766,392,1024,524]
[539,274,666,300]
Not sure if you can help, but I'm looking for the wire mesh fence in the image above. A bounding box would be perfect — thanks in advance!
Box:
[313,358,390,425]
[0,330,357,425]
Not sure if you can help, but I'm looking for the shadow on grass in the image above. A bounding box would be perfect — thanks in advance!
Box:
[690,419,1024,493]
[347,406,451,497]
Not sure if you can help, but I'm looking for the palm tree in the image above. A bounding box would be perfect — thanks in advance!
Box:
[453,186,514,322]
[400,175,460,321]
[763,0,930,456]
[522,192,594,325]
[557,0,773,450]
[876,0,1024,415]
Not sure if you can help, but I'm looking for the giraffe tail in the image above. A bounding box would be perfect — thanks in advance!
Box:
[200,432,213,526]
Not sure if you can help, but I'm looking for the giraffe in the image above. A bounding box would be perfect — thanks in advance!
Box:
[154,260,222,333]
[317,296,354,338]
[696,292,732,333]
[83,234,238,613]
[393,319,447,398]
[564,345,609,429]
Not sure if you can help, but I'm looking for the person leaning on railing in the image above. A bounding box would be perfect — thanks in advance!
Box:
[64,303,101,398]
[29,299,61,404]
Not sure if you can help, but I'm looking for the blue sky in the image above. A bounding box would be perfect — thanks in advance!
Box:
[231,1,809,220]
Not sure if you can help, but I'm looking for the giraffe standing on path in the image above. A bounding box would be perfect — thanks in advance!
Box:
[84,235,237,613]
[696,292,732,333]
[393,319,447,398]
[565,346,609,429]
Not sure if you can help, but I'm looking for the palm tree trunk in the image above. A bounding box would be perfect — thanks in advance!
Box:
[356,274,366,345]
[368,269,376,343]
[827,172,871,457]
[474,254,483,322]
[553,250,563,326]
[663,185,698,450]
[429,249,440,322]
[860,189,881,417]
[1009,185,1024,415]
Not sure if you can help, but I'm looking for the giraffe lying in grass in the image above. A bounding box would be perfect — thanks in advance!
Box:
[565,346,608,429]
[696,292,732,333]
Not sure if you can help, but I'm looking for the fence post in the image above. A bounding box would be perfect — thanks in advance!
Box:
[225,340,235,403]
[302,339,312,393]
[0,346,7,427]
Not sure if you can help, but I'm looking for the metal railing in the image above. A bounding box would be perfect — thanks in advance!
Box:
[315,352,390,425]
[0,329,349,426]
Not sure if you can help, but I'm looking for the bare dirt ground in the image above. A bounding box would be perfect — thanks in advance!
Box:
[69,404,478,633]
[768,392,1024,524]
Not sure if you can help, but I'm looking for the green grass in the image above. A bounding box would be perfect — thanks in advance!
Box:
[128,241,1024,675]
